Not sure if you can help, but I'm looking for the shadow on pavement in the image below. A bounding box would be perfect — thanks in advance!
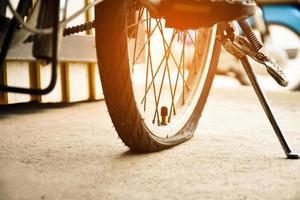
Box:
[0,100,103,116]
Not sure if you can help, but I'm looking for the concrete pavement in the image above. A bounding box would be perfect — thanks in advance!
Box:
[0,85,300,200]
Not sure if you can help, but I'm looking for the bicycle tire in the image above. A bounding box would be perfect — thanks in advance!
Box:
[94,0,221,152]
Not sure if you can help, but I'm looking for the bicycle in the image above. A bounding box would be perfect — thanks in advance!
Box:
[0,0,298,159]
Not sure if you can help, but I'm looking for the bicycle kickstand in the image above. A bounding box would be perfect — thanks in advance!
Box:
[240,56,299,159]
[219,23,299,159]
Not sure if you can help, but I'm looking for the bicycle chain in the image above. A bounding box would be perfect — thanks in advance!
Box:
[63,21,95,36]
[62,0,139,36]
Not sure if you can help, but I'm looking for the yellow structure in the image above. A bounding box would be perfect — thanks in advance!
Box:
[0,0,103,105]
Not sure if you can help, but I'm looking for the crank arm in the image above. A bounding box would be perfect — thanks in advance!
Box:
[234,36,289,87]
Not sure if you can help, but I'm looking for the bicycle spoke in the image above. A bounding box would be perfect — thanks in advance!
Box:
[187,30,199,74]
[145,14,160,125]
[131,8,145,72]
[149,41,161,125]
[155,21,191,119]
[155,22,191,91]
[156,21,178,116]
[144,34,149,112]
[127,17,152,37]
[151,24,177,124]
[182,31,187,104]
[187,30,196,47]
[132,19,159,65]
[168,31,187,122]
[140,24,174,105]
[127,18,149,30]
[195,30,198,74]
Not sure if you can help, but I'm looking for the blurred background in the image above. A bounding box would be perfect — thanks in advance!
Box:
[216,0,300,91]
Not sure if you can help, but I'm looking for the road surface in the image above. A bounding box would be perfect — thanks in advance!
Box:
[1,85,300,200]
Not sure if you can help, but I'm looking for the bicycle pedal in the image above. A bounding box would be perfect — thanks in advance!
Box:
[263,56,289,87]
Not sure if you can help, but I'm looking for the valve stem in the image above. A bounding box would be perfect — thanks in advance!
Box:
[161,106,168,125]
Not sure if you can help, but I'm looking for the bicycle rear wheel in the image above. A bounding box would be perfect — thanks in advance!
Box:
[94,0,221,152]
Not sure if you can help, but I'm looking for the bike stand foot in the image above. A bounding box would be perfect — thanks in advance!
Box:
[287,152,300,159]
[240,56,299,159]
